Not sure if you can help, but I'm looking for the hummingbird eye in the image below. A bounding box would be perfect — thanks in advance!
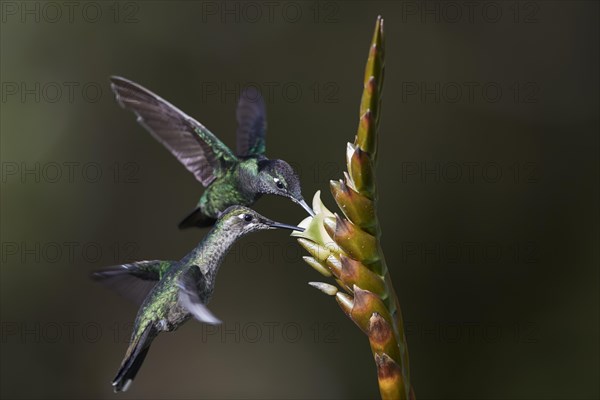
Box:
[243,214,253,222]
[274,178,285,189]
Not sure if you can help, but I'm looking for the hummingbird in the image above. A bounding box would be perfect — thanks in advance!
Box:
[109,76,315,229]
[92,206,303,392]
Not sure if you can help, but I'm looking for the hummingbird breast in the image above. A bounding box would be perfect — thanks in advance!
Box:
[136,272,189,332]
[199,160,260,218]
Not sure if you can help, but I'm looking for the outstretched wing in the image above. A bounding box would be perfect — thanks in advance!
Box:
[91,260,174,305]
[236,87,266,157]
[110,76,239,186]
[177,266,221,325]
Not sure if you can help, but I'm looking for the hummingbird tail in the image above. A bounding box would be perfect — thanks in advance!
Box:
[178,207,216,229]
[112,324,157,392]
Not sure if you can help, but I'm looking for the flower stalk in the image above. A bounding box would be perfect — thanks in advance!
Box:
[292,16,414,400]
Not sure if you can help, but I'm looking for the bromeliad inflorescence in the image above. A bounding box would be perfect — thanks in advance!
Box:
[291,16,414,400]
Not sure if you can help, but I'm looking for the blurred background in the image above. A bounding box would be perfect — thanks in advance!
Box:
[1,1,598,399]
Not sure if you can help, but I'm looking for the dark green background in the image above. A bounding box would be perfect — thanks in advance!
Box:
[1,1,598,399]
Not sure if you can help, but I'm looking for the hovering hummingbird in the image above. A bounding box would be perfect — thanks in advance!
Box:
[109,76,314,229]
[92,206,303,392]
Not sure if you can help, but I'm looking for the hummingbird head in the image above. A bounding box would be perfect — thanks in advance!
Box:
[256,159,315,216]
[218,205,304,236]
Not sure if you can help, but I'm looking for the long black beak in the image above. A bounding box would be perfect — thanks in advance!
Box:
[295,198,315,217]
[267,221,304,232]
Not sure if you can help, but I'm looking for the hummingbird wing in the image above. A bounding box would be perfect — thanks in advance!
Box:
[177,267,222,325]
[110,76,239,186]
[235,87,267,157]
[91,260,174,305]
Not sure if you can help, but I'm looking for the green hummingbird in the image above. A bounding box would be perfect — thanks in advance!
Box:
[92,206,302,392]
[109,76,314,229]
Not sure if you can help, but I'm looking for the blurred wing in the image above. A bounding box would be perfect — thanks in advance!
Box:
[110,76,238,186]
[91,260,174,305]
[235,87,266,157]
[177,267,221,325]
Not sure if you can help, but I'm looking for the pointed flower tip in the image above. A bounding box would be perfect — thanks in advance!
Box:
[312,190,322,206]
[375,16,384,36]
[335,213,349,232]
[308,281,338,296]
[335,292,354,316]
[348,146,376,196]
[290,215,313,238]
[323,215,337,236]
[368,312,393,342]
[329,179,342,195]
[346,142,357,168]
[303,256,333,277]
[331,178,352,195]
[297,238,331,262]
[311,190,335,218]
[343,172,358,191]
[374,354,402,386]
[325,253,343,276]
[369,311,382,324]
